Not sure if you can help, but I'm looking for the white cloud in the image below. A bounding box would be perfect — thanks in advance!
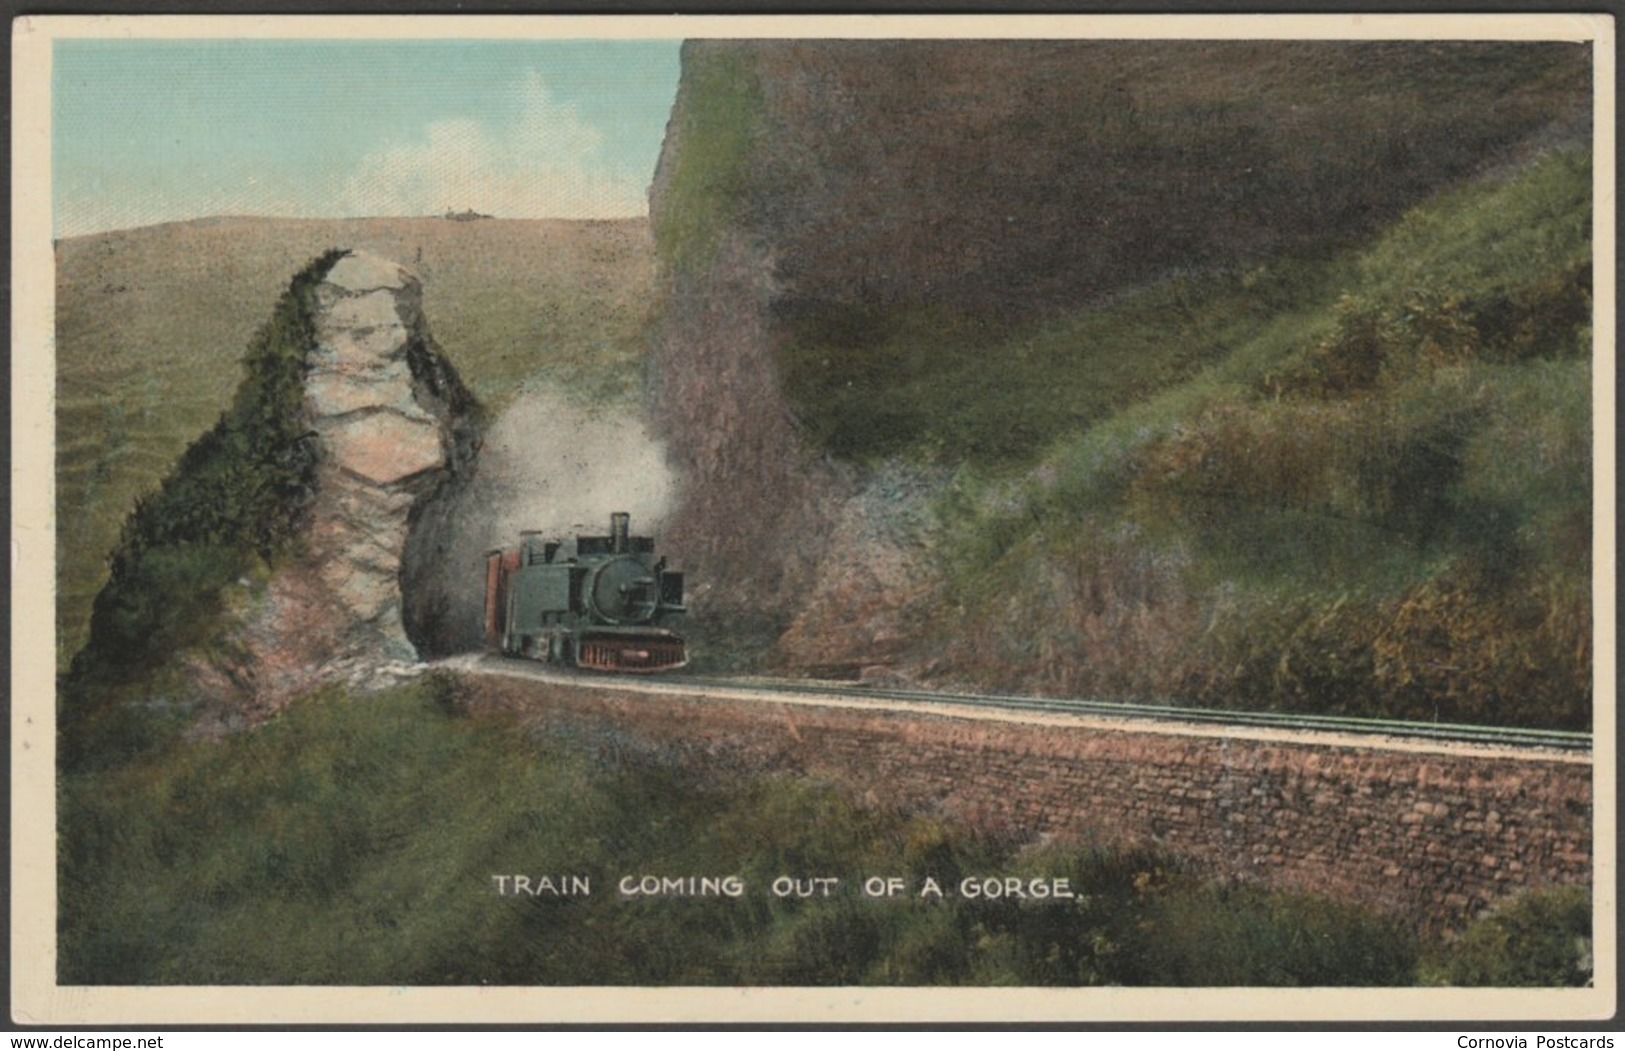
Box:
[336,71,648,220]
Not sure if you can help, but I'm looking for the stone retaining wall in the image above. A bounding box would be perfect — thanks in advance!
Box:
[452,674,1592,929]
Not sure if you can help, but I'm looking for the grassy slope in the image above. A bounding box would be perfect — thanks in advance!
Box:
[646,42,1592,727]
[779,142,1590,472]
[62,675,1455,987]
[647,44,1591,727]
[55,216,653,667]
[60,677,1589,986]
[931,149,1592,729]
[61,252,344,765]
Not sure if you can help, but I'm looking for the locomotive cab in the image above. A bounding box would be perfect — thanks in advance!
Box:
[484,513,687,672]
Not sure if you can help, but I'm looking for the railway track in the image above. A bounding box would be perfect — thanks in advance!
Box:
[449,654,1592,756]
[674,675,1591,754]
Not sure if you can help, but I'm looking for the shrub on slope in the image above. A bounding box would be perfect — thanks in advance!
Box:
[931,150,1592,729]
[61,251,344,767]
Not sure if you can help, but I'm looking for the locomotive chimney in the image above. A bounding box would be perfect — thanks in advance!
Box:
[611,511,630,554]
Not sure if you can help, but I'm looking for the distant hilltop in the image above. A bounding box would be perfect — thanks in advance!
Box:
[441,208,494,221]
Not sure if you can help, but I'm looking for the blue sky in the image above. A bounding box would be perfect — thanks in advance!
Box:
[53,39,683,237]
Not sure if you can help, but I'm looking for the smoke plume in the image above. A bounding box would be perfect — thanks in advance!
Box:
[404,386,678,656]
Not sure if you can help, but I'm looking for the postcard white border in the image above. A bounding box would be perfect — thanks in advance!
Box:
[11,12,1617,1026]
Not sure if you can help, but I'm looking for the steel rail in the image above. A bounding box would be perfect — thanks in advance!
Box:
[453,655,1591,753]
[658,673,1592,753]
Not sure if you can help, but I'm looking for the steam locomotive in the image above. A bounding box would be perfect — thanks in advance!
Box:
[484,512,688,672]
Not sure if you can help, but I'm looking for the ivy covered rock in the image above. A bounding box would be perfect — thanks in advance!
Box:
[65,250,480,753]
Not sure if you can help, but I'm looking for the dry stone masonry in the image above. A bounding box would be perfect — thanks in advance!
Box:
[453,675,1592,932]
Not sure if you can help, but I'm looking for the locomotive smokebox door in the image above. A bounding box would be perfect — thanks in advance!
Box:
[586,557,659,624]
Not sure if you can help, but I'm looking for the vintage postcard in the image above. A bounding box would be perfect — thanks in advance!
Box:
[11,13,1617,1026]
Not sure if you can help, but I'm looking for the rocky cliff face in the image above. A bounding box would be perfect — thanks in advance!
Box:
[646,39,1590,677]
[654,40,1588,322]
[197,251,480,724]
[645,234,846,664]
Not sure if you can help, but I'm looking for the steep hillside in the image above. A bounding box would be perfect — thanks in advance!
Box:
[647,39,1593,725]
[929,150,1592,729]
[56,216,653,665]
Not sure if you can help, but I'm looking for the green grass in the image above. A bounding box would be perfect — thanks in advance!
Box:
[652,47,767,275]
[779,260,1339,466]
[1120,882,1422,987]
[926,149,1592,728]
[1426,886,1594,987]
[1354,148,1592,304]
[61,251,344,758]
[61,676,1447,987]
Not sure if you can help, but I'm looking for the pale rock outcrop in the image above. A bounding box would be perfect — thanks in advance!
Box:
[195,250,479,727]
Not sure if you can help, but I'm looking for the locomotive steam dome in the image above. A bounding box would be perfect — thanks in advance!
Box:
[586,556,660,624]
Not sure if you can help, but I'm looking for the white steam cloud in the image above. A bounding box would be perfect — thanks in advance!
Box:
[338,71,648,220]
[471,387,676,545]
